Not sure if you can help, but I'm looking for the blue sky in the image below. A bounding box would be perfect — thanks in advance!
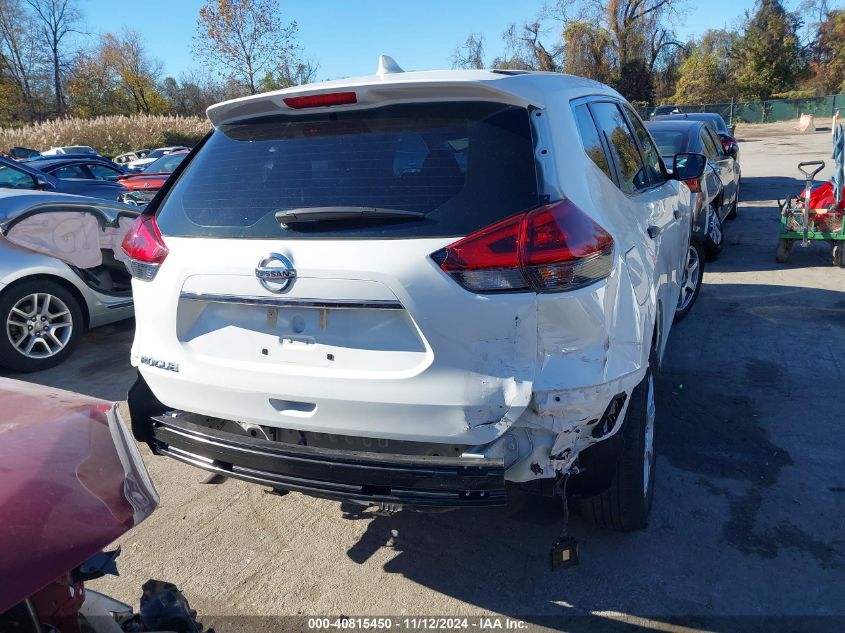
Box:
[81,0,833,80]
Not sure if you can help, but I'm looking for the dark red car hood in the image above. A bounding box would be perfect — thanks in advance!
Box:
[117,173,169,191]
[0,379,159,612]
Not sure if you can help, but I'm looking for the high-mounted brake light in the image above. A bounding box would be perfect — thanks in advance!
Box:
[432,200,614,294]
[121,214,168,281]
[283,92,357,109]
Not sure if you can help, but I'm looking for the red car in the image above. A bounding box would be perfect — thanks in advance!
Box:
[0,378,206,632]
[117,149,189,206]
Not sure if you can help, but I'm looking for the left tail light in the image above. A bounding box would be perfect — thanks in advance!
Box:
[122,215,168,281]
[432,199,614,294]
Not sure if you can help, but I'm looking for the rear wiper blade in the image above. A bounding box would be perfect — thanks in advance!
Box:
[275,206,425,224]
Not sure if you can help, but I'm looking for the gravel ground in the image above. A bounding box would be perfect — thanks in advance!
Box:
[5,125,844,631]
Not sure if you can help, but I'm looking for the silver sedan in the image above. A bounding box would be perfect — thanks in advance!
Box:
[0,191,137,372]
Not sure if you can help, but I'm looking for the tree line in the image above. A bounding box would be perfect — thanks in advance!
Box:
[3,0,844,128]
[452,0,845,107]
[0,0,315,126]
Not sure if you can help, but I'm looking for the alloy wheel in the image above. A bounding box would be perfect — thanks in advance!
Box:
[677,244,701,312]
[5,293,73,359]
[642,371,656,496]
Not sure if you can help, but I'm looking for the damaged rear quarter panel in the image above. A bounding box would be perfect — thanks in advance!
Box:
[508,257,652,480]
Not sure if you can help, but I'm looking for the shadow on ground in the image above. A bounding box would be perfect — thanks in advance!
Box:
[0,318,136,401]
[332,281,845,628]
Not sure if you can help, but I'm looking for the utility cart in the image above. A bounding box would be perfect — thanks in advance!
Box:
[777,160,845,266]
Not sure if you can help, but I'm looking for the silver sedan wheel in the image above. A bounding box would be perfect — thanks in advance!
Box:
[677,244,701,312]
[643,371,656,496]
[5,293,73,359]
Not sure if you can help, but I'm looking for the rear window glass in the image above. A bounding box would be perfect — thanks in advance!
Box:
[649,129,688,157]
[156,101,539,239]
[145,153,186,174]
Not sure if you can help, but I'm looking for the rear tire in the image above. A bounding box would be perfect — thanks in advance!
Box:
[833,242,844,267]
[726,195,738,220]
[674,240,704,322]
[579,362,656,531]
[776,238,793,264]
[0,279,84,372]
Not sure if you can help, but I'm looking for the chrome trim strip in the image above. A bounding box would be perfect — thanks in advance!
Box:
[179,292,403,310]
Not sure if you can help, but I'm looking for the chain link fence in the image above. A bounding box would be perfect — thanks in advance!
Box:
[636,93,845,126]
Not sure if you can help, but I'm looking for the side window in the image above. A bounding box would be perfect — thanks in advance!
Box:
[700,130,719,160]
[589,102,648,194]
[705,128,725,158]
[54,165,87,179]
[624,107,666,186]
[88,164,121,181]
[573,104,613,181]
[0,164,34,189]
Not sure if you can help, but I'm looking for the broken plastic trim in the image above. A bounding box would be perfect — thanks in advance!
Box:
[591,393,628,439]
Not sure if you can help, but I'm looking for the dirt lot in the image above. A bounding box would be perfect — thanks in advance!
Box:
[6,124,845,630]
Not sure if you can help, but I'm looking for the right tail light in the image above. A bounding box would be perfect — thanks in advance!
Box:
[121,214,169,281]
[432,200,614,294]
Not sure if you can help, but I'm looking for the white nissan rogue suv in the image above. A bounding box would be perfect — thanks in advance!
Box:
[125,59,705,532]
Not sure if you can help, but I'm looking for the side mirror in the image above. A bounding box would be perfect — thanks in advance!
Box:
[727,143,738,159]
[672,153,707,181]
[34,174,52,190]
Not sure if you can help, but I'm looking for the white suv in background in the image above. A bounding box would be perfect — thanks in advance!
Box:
[124,60,705,532]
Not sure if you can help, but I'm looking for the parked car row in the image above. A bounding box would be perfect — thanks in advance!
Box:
[0,155,128,200]
[0,146,190,374]
[646,115,742,260]
[124,146,189,172]
[651,112,741,160]
[118,150,189,205]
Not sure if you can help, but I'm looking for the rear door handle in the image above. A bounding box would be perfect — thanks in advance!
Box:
[647,225,661,239]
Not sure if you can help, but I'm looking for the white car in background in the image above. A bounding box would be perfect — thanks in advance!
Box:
[40,145,99,156]
[126,146,189,172]
[124,60,706,536]
[114,149,150,166]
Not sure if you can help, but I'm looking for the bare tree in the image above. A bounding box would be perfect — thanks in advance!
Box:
[193,0,299,95]
[0,0,41,119]
[451,33,486,69]
[492,22,564,71]
[23,0,81,116]
[162,70,230,117]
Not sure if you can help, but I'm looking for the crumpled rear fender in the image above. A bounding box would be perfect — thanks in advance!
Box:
[506,258,655,481]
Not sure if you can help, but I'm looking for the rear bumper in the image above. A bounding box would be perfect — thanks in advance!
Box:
[141,410,507,508]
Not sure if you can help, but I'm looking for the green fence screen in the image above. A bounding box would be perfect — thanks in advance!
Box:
[637,94,845,125]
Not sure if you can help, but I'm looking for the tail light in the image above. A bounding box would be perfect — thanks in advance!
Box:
[432,200,614,294]
[684,178,702,193]
[121,215,168,281]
